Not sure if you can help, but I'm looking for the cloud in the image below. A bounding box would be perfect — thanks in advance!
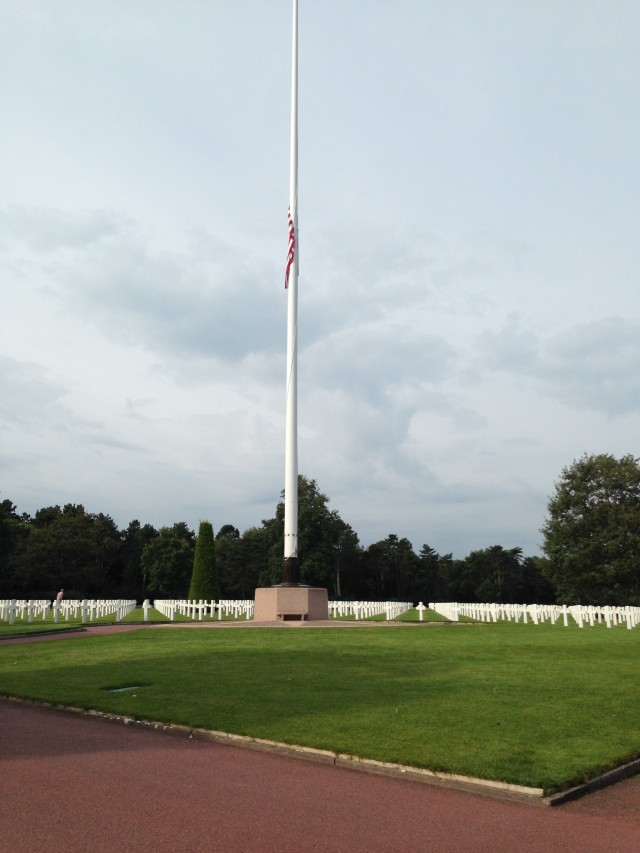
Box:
[304,219,507,337]
[0,355,74,435]
[0,354,145,451]
[0,353,147,521]
[478,315,640,416]
[0,205,121,252]
[305,321,457,404]
[1,206,282,367]
[544,319,640,414]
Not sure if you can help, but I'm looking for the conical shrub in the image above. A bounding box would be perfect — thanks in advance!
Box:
[188,521,220,600]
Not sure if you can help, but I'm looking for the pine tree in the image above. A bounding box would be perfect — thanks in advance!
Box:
[188,521,220,600]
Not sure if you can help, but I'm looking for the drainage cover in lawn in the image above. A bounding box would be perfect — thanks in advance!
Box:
[104,685,145,693]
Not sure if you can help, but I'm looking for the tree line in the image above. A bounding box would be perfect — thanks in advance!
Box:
[2,454,639,605]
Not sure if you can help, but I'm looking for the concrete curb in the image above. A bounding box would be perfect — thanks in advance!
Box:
[543,757,640,806]
[6,695,638,806]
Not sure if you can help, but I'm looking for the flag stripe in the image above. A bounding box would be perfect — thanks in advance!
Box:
[285,208,295,288]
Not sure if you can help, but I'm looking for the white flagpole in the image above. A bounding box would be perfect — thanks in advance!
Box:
[283,0,299,585]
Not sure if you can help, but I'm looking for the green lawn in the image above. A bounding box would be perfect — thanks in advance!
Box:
[0,606,444,636]
[0,605,249,636]
[0,606,173,636]
[1,621,638,792]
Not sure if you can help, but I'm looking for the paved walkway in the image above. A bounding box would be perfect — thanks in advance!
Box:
[2,701,640,852]
[2,623,640,851]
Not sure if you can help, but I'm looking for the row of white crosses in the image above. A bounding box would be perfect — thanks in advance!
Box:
[328,601,412,620]
[431,602,640,629]
[151,599,413,622]
[0,599,137,624]
[568,604,640,629]
[217,599,254,620]
[151,599,256,621]
[51,599,137,623]
[384,601,413,620]
[176,600,210,620]
[152,599,184,620]
[5,598,637,628]
[153,599,216,620]
[0,599,50,624]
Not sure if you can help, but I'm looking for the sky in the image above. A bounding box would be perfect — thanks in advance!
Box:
[1,0,639,558]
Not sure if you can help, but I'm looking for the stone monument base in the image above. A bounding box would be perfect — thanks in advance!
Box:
[253,586,329,622]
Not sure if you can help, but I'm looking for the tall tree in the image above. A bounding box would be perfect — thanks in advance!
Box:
[331,522,362,599]
[216,525,259,599]
[262,475,360,596]
[0,499,30,596]
[141,525,195,597]
[470,546,525,603]
[188,521,220,600]
[242,525,278,594]
[362,535,419,600]
[415,545,442,603]
[436,553,473,602]
[8,504,121,597]
[542,453,640,605]
[119,520,158,599]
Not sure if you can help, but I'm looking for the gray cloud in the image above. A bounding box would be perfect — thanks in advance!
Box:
[0,354,145,453]
[2,207,282,365]
[0,205,122,252]
[0,355,68,432]
[305,323,457,402]
[478,316,640,416]
[545,319,640,415]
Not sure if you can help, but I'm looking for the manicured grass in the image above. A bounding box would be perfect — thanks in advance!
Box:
[0,607,441,636]
[395,608,451,623]
[0,605,254,637]
[0,606,177,636]
[1,621,638,792]
[332,608,448,623]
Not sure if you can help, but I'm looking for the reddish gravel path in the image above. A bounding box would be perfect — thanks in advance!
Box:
[2,700,640,853]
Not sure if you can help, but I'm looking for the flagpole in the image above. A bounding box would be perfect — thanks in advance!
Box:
[282,0,299,586]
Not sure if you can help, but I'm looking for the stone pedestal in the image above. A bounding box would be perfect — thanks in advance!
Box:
[253,586,329,622]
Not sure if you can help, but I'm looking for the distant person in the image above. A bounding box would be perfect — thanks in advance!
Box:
[56,589,64,602]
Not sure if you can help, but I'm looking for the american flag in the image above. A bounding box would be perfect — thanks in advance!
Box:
[285,208,295,288]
